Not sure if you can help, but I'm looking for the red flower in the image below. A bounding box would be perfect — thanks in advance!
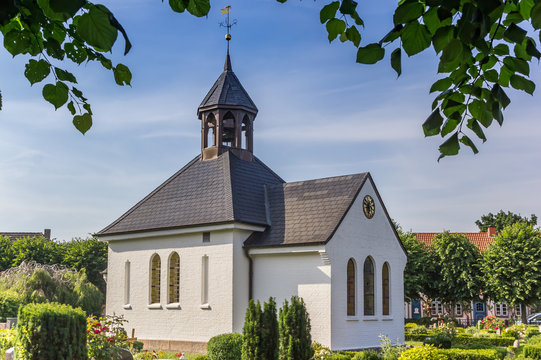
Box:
[94,329,100,334]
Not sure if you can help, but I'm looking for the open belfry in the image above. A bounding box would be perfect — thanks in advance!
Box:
[97,7,406,352]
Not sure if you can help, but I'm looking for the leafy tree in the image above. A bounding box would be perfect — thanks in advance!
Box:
[475,210,538,232]
[430,232,483,318]
[397,227,439,302]
[2,0,541,159]
[0,236,13,271]
[278,296,313,360]
[62,237,108,294]
[242,299,262,360]
[10,236,62,267]
[482,222,541,324]
[261,298,279,360]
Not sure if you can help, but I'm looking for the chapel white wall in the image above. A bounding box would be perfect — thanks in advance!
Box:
[326,179,407,350]
[251,251,332,347]
[105,230,239,342]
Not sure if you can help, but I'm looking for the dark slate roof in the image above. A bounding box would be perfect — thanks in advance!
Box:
[198,55,258,114]
[97,152,283,236]
[244,173,369,248]
[0,232,45,242]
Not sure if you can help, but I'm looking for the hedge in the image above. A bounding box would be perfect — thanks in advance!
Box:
[439,349,500,360]
[207,333,243,360]
[0,292,22,322]
[453,335,515,347]
[16,302,87,360]
[405,333,430,341]
[523,345,541,360]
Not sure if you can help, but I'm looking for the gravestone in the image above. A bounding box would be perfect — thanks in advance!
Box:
[4,347,14,360]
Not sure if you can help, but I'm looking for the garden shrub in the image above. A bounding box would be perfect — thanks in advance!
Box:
[405,333,430,341]
[192,356,208,360]
[87,315,129,360]
[278,296,313,360]
[405,323,418,328]
[503,329,518,339]
[529,334,541,345]
[439,348,500,360]
[423,333,452,349]
[261,298,278,360]
[16,302,87,360]
[398,345,446,360]
[242,299,261,360]
[132,340,144,352]
[404,317,436,326]
[320,353,351,360]
[411,326,430,335]
[207,333,243,360]
[453,334,515,346]
[0,291,22,322]
[352,350,383,360]
[379,335,404,360]
[0,329,16,357]
[523,345,541,359]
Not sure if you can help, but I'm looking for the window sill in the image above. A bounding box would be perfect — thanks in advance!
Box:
[345,316,360,321]
[166,303,181,310]
[382,316,393,321]
[147,303,162,309]
[200,303,211,310]
[363,316,378,321]
[123,304,132,310]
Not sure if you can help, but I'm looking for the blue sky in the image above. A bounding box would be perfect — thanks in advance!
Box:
[1,0,540,241]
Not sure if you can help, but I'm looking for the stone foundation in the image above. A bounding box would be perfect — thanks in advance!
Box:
[139,339,207,354]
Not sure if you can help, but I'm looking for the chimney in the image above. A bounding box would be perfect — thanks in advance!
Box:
[487,227,496,237]
[44,228,51,240]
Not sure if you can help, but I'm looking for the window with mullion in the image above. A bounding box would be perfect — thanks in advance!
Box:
[363,257,375,316]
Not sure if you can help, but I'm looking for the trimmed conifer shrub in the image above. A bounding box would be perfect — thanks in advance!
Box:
[207,333,243,360]
[261,297,278,360]
[278,296,313,360]
[242,299,262,360]
[16,302,87,360]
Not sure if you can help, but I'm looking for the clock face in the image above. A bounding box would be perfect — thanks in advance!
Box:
[363,195,375,219]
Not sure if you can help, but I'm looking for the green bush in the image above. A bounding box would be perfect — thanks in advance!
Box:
[261,298,278,360]
[16,302,87,360]
[523,345,541,359]
[0,329,16,356]
[352,350,383,360]
[242,299,261,360]
[405,323,418,328]
[132,340,144,353]
[453,334,515,346]
[405,333,430,342]
[404,317,436,326]
[207,333,243,360]
[439,348,500,360]
[320,354,352,360]
[503,329,518,339]
[410,326,430,335]
[423,333,452,349]
[278,296,313,360]
[0,291,22,322]
[529,334,541,345]
[398,345,446,360]
[192,356,208,360]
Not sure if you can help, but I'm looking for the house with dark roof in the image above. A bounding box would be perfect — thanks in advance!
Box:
[97,51,407,352]
[406,228,531,325]
[0,229,51,242]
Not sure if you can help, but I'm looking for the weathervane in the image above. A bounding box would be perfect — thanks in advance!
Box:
[220,6,237,53]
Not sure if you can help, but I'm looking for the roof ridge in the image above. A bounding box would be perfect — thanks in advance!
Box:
[252,155,285,183]
[97,155,201,235]
[282,172,368,187]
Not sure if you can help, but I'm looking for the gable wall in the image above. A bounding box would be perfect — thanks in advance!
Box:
[105,229,237,343]
[326,179,407,349]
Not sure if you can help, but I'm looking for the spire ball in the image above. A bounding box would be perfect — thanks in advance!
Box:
[225,33,231,41]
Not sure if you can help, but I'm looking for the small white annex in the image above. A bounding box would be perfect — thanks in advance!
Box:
[97,53,407,352]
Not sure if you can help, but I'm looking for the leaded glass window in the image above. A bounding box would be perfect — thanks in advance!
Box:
[168,252,180,304]
[364,257,375,316]
[150,254,161,304]
[382,262,390,315]
[347,258,356,316]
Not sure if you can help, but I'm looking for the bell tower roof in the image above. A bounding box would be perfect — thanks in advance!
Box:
[197,54,258,116]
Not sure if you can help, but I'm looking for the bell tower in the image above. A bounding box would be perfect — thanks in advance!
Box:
[198,7,258,161]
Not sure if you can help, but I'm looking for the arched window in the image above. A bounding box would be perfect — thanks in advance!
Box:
[150,254,161,304]
[205,113,216,148]
[382,262,390,315]
[347,258,356,316]
[222,111,236,147]
[168,252,180,304]
[363,257,375,316]
[241,115,250,150]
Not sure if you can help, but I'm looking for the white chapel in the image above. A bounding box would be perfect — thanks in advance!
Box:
[97,50,407,352]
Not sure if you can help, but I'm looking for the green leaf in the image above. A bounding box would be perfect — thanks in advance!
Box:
[491,84,511,109]
[432,26,454,53]
[423,109,444,136]
[37,0,85,21]
[430,77,452,93]
[77,6,118,52]
[393,2,424,25]
[526,38,541,59]
[510,74,535,94]
[459,135,479,154]
[356,43,385,64]
[64,42,87,64]
[4,29,33,56]
[423,7,441,35]
[67,101,76,115]
[24,59,51,85]
[73,113,92,134]
[113,64,132,86]
[380,24,403,43]
[320,2,339,23]
[531,2,541,29]
[484,69,498,83]
[493,43,509,56]
[467,119,487,142]
[498,64,513,87]
[503,56,530,76]
[55,68,77,83]
[503,23,527,43]
[345,26,361,47]
[42,82,69,110]
[326,18,346,42]
[519,0,534,19]
[339,0,357,16]
[186,0,210,17]
[438,132,460,160]
[351,12,364,26]
[401,21,431,56]
[441,116,460,137]
[468,99,493,127]
[169,0,186,13]
[391,48,401,77]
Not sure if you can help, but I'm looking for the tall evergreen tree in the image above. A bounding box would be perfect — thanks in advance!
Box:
[278,297,313,360]
[261,297,278,360]
[242,299,262,360]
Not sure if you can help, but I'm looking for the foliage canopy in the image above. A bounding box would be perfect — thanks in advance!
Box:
[2,0,540,159]
[475,210,538,232]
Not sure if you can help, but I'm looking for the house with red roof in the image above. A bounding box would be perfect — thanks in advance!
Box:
[406,227,531,325]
